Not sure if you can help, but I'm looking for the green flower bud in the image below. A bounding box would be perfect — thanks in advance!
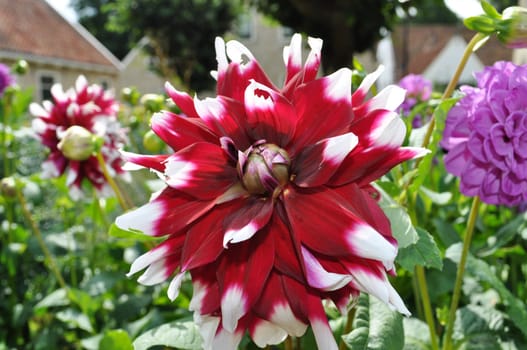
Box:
[13,59,29,75]
[1,177,17,198]
[143,129,165,153]
[121,86,140,105]
[140,93,165,112]
[57,125,98,161]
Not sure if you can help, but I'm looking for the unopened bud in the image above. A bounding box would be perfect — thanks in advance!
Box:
[498,6,527,48]
[1,177,17,198]
[239,142,290,196]
[14,60,29,75]
[57,125,97,161]
[143,129,165,153]
[140,93,165,112]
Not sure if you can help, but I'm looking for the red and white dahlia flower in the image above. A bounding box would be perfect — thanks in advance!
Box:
[116,34,427,349]
[30,76,129,199]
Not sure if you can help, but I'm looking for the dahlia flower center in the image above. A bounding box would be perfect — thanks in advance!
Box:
[238,141,290,197]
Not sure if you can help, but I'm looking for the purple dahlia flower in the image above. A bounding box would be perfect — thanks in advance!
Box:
[0,63,15,97]
[441,61,527,206]
[398,74,432,114]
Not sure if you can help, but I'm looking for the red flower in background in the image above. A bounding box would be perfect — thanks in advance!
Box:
[30,76,129,199]
[116,34,427,349]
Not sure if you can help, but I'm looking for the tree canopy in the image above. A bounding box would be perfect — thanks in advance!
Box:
[250,0,401,73]
[106,0,242,92]
[70,0,133,60]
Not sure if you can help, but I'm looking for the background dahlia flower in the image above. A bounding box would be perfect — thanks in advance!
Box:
[441,61,527,206]
[116,34,427,349]
[398,73,432,115]
[0,62,15,97]
[30,75,129,199]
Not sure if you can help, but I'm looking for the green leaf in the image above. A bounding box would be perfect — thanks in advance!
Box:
[418,187,451,205]
[133,320,203,350]
[82,271,122,296]
[452,305,503,349]
[108,223,162,242]
[100,329,133,350]
[479,212,526,256]
[397,227,443,271]
[56,309,94,333]
[463,15,497,33]
[402,317,432,350]
[446,244,527,338]
[375,184,418,248]
[34,288,70,309]
[343,294,404,350]
[480,1,501,19]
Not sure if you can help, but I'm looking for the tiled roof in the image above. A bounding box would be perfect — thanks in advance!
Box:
[0,0,120,71]
[392,24,512,81]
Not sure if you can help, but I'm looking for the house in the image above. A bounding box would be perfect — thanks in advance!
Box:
[391,24,512,86]
[118,37,165,95]
[0,0,121,101]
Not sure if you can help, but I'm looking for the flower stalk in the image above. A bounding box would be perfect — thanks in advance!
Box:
[95,151,129,211]
[415,265,439,350]
[16,184,68,290]
[422,32,488,152]
[338,306,357,350]
[442,196,481,350]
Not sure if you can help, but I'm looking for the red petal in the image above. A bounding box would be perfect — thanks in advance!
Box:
[193,96,251,149]
[121,150,168,173]
[290,69,353,152]
[115,187,215,237]
[151,112,217,151]
[248,315,288,347]
[222,196,274,246]
[333,183,393,241]
[216,220,275,332]
[330,146,428,187]
[270,209,305,282]
[293,132,358,187]
[164,142,237,200]
[282,276,338,350]
[181,200,244,271]
[215,39,277,102]
[244,81,296,146]
[283,34,303,86]
[253,272,309,336]
[165,82,198,117]
[190,265,221,315]
[283,187,397,266]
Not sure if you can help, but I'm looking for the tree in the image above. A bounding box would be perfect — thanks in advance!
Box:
[250,0,400,73]
[106,0,242,92]
[70,0,133,60]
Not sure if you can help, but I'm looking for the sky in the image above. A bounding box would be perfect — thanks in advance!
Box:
[46,0,78,22]
[47,0,485,23]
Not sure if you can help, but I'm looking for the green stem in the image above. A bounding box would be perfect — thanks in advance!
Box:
[442,196,481,350]
[338,306,357,350]
[420,32,488,153]
[407,194,439,350]
[95,151,129,211]
[415,265,439,350]
[398,32,489,206]
[16,185,68,290]
[285,336,293,350]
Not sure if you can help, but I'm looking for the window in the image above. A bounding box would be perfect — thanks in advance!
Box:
[39,74,55,101]
[236,12,253,40]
